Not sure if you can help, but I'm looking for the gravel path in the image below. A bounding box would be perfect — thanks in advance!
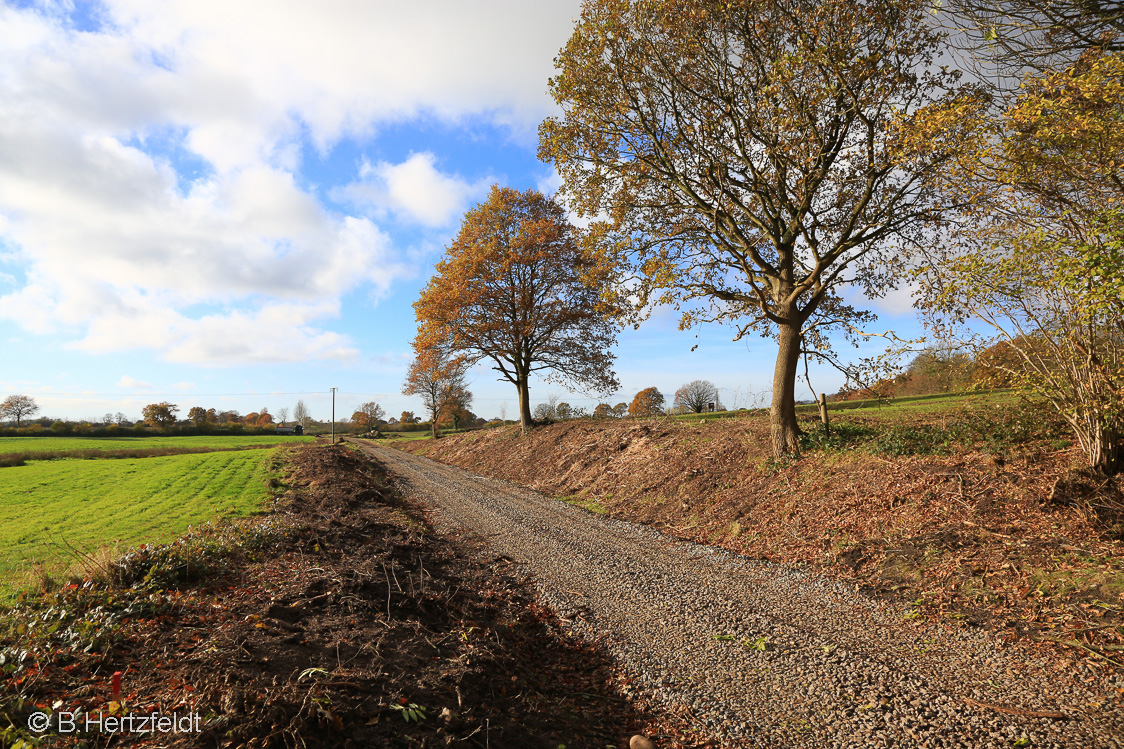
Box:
[359,442,1123,748]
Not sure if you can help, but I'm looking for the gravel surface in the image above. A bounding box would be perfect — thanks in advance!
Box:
[360,442,1124,748]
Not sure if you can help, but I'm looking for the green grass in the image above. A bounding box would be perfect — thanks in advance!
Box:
[668,391,1018,424]
[0,449,278,593]
[0,434,313,456]
[556,494,608,515]
[803,389,1020,421]
[797,392,1068,456]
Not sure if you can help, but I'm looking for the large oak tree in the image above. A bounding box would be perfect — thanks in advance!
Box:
[540,0,967,455]
[414,185,619,432]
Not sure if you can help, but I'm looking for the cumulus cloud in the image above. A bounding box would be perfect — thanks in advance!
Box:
[340,153,492,227]
[104,0,580,153]
[117,375,151,389]
[0,1,579,365]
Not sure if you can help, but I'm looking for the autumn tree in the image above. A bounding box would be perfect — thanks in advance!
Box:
[352,401,387,432]
[674,380,721,414]
[917,50,1124,474]
[277,407,289,425]
[540,0,968,456]
[403,342,471,439]
[628,387,665,418]
[142,402,179,428]
[440,387,475,430]
[594,402,615,418]
[187,406,209,425]
[1,394,39,427]
[414,185,619,433]
[897,347,974,395]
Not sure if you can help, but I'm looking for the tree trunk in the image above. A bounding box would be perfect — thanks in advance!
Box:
[517,377,533,433]
[770,322,803,457]
[1087,419,1122,476]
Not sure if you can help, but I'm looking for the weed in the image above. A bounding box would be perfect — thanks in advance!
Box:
[799,422,877,452]
[557,495,608,515]
[390,702,427,723]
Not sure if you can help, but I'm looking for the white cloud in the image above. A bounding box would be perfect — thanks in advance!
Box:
[341,153,492,227]
[104,0,580,153]
[0,1,580,364]
[117,375,151,389]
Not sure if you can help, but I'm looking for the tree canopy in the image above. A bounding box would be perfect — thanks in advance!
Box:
[403,342,472,439]
[0,391,39,425]
[943,0,1122,82]
[628,387,665,417]
[352,402,387,432]
[1,394,39,428]
[142,402,179,428]
[674,380,721,414]
[540,0,967,455]
[413,185,619,432]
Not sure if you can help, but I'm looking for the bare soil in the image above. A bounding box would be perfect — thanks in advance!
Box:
[0,443,682,747]
[398,413,1124,675]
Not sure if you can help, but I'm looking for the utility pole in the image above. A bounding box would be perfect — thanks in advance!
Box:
[330,387,337,444]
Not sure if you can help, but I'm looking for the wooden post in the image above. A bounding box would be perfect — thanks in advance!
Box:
[818,393,830,434]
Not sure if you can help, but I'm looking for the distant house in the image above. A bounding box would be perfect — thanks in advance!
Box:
[275,425,304,435]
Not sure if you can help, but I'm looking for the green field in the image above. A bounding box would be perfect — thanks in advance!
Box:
[0,449,278,591]
[0,434,313,456]
[813,389,1020,420]
[664,389,1021,423]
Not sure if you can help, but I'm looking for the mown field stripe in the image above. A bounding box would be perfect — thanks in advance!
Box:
[0,434,313,457]
[0,449,277,591]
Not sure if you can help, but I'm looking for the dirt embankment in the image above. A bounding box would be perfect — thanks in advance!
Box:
[398,416,1124,671]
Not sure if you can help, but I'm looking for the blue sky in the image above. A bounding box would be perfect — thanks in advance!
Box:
[0,0,923,424]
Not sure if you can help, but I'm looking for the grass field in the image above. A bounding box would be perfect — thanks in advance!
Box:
[0,434,314,456]
[816,389,1020,419]
[663,389,1021,423]
[0,449,279,593]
